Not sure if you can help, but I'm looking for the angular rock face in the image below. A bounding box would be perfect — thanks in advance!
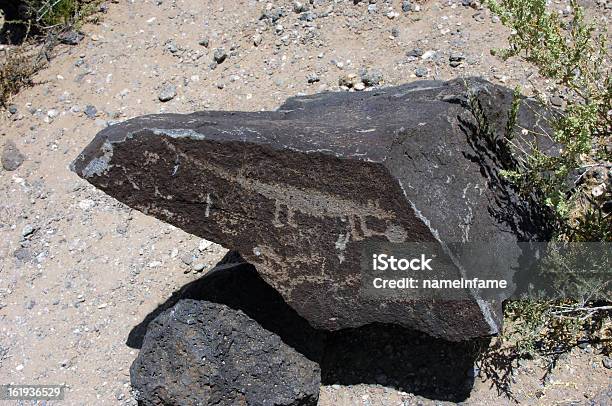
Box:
[72,78,551,341]
[131,299,321,406]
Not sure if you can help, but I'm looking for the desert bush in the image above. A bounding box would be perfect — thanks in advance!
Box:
[482,0,611,378]
[0,46,44,107]
[485,0,611,242]
[0,0,101,106]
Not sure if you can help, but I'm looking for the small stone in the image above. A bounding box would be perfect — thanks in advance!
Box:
[407,48,423,58]
[386,11,399,19]
[213,48,227,64]
[8,105,18,115]
[307,73,320,84]
[14,248,31,262]
[550,95,564,107]
[415,67,428,77]
[353,82,366,91]
[84,105,97,118]
[47,109,58,118]
[59,30,84,45]
[192,263,206,272]
[21,224,35,238]
[252,34,262,47]
[198,239,213,251]
[603,357,612,369]
[391,27,400,38]
[293,1,308,13]
[180,253,193,265]
[338,73,359,88]
[198,38,209,47]
[116,224,128,235]
[1,140,25,171]
[367,4,377,13]
[275,24,284,34]
[216,82,225,90]
[360,69,383,87]
[449,52,465,67]
[402,0,412,12]
[158,84,177,102]
[299,11,316,21]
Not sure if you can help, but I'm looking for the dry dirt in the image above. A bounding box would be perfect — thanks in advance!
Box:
[0,0,610,405]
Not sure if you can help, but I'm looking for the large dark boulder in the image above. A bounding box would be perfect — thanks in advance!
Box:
[131,299,321,406]
[72,78,551,341]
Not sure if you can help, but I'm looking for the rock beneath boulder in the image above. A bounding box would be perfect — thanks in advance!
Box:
[131,299,321,406]
[2,140,25,171]
[72,78,552,341]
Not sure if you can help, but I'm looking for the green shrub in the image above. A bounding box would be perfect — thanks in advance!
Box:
[486,0,611,243]
[481,0,611,381]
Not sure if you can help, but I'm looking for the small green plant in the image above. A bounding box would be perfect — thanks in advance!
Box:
[486,0,611,242]
[34,0,80,27]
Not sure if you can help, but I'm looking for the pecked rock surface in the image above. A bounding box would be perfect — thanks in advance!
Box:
[72,78,551,341]
[131,299,321,406]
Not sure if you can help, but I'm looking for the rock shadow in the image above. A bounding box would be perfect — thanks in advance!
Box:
[128,251,488,402]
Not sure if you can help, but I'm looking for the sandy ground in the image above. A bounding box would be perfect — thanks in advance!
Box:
[0,0,610,405]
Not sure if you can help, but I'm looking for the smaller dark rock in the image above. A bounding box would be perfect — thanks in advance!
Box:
[13,247,31,262]
[158,84,177,102]
[603,357,612,369]
[299,11,317,21]
[449,52,465,67]
[260,8,284,23]
[415,67,428,77]
[131,299,320,406]
[213,48,227,64]
[407,48,423,58]
[360,69,383,86]
[8,105,18,115]
[1,140,25,171]
[402,0,412,12]
[84,105,97,119]
[59,30,84,45]
[198,38,209,47]
[307,73,320,83]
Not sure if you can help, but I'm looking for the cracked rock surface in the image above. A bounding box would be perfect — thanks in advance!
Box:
[131,298,321,406]
[72,78,551,341]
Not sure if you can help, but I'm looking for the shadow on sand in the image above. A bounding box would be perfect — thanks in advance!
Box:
[127,251,489,402]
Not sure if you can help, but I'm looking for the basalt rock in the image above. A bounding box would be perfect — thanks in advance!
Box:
[131,299,321,406]
[72,78,552,341]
